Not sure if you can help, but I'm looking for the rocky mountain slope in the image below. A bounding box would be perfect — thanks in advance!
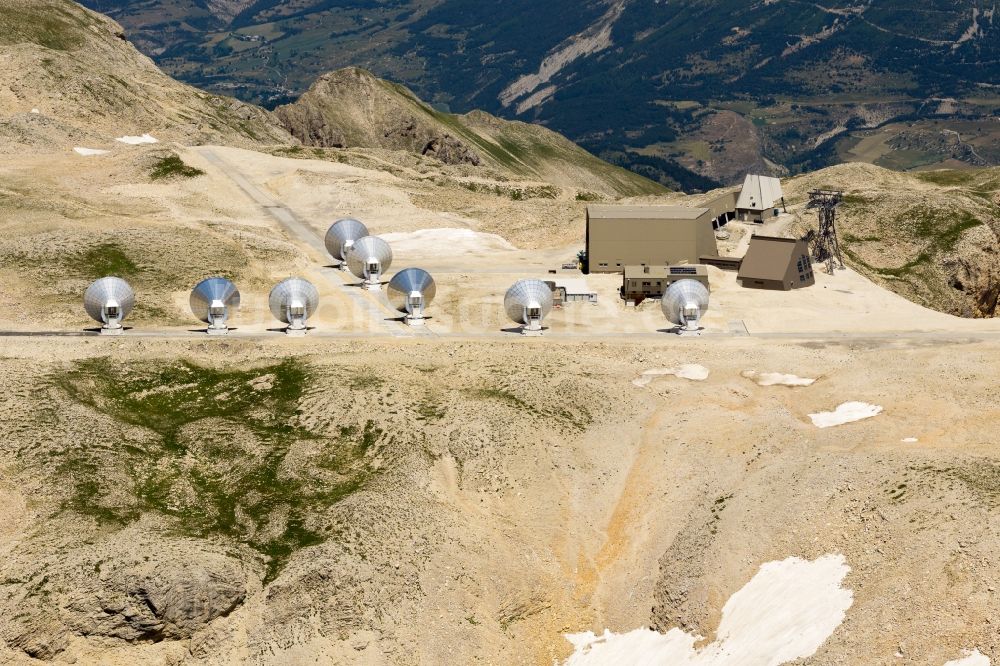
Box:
[274,67,664,197]
[783,164,1000,318]
[0,1,662,197]
[0,0,291,152]
[77,0,1000,187]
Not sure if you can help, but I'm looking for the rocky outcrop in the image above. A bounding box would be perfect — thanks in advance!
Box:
[63,551,249,642]
[275,68,481,166]
[0,528,257,659]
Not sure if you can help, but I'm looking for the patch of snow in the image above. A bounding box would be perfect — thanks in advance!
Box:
[944,650,991,666]
[380,228,516,255]
[115,133,158,145]
[632,364,709,387]
[809,402,882,428]
[743,370,816,387]
[30,108,40,114]
[564,554,853,665]
[74,147,110,156]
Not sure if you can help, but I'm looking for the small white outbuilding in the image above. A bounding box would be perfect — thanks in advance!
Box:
[736,174,784,222]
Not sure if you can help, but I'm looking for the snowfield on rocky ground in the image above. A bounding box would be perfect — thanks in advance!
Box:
[742,370,816,387]
[73,147,109,156]
[563,554,853,665]
[809,402,883,428]
[115,133,158,145]
[632,365,710,387]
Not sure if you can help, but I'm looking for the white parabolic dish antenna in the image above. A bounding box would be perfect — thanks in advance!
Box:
[268,277,319,334]
[84,277,135,334]
[661,279,710,334]
[325,218,369,266]
[346,235,393,290]
[190,277,240,334]
[504,279,553,335]
[387,268,435,325]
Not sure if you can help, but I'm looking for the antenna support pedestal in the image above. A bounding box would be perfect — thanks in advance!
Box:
[521,321,544,336]
[99,326,123,336]
[207,326,229,336]
[285,326,307,337]
[405,315,426,327]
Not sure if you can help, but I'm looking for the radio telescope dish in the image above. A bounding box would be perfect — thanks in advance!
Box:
[504,279,553,336]
[325,218,369,269]
[84,277,135,335]
[190,277,240,335]
[269,277,319,335]
[387,268,435,326]
[346,235,393,290]
[661,279,709,335]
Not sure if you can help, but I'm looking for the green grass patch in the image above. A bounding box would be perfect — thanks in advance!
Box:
[471,387,533,412]
[150,154,205,181]
[470,386,592,431]
[840,193,871,206]
[845,207,984,278]
[416,397,446,422]
[915,170,980,186]
[0,7,96,51]
[52,358,376,582]
[67,242,139,280]
[909,209,982,250]
[458,181,558,200]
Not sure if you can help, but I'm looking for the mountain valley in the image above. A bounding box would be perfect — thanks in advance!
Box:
[77,0,1000,188]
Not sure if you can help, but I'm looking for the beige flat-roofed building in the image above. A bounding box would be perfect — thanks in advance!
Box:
[622,264,710,302]
[586,205,718,273]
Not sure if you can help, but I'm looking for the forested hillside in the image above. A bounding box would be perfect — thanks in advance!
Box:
[79,0,1000,188]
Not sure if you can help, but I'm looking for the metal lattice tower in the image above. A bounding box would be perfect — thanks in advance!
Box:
[808,189,845,274]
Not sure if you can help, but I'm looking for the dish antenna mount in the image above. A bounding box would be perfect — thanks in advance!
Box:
[388,268,436,326]
[190,277,240,335]
[346,236,393,291]
[661,279,709,335]
[84,277,135,335]
[504,279,553,336]
[269,277,319,335]
[325,218,369,270]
